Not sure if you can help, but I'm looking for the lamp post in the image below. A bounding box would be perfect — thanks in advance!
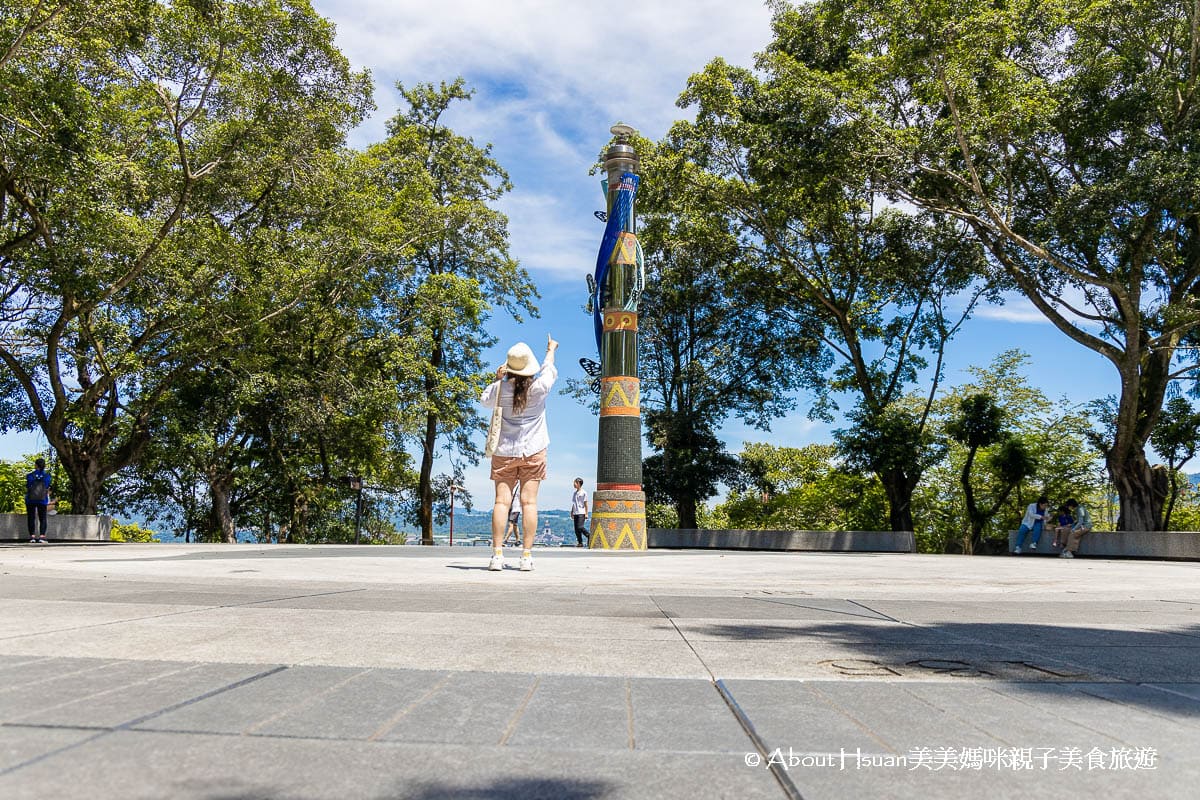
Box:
[345,475,363,545]
[589,123,647,550]
[448,484,463,546]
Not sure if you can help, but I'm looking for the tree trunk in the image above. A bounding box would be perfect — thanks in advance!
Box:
[418,334,444,546]
[1109,448,1169,531]
[418,412,437,545]
[879,470,915,532]
[209,476,236,544]
[676,496,698,530]
[959,446,981,553]
[60,454,103,515]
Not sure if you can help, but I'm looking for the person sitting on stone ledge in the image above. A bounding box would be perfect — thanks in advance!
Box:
[1059,499,1092,559]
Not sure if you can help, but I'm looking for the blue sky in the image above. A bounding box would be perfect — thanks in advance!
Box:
[0,0,1119,513]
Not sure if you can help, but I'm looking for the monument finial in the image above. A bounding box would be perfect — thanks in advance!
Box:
[610,123,636,143]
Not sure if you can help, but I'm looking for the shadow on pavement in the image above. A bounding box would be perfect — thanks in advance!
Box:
[691,620,1200,715]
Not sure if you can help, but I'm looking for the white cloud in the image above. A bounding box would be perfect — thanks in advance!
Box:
[316,0,775,285]
[500,190,600,281]
[320,0,772,139]
[975,303,1053,324]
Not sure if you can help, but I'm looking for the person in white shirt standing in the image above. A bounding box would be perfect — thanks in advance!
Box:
[480,336,558,571]
[504,485,521,547]
[571,478,589,547]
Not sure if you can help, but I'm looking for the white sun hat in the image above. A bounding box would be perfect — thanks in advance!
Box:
[504,342,540,376]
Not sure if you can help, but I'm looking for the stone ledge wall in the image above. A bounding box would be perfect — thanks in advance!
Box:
[648,529,915,552]
[0,513,112,542]
[1007,530,1200,560]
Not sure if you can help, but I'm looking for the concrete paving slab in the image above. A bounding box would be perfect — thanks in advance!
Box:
[0,655,52,675]
[899,682,1134,747]
[0,599,201,638]
[249,667,448,740]
[135,665,348,733]
[718,679,889,753]
[2,544,1199,798]
[0,655,100,682]
[0,726,101,773]
[312,632,712,677]
[505,675,632,751]
[16,662,288,729]
[691,640,1107,682]
[376,670,537,745]
[1067,683,1200,723]
[1021,644,1200,683]
[250,589,668,618]
[790,681,1012,750]
[988,682,1200,757]
[0,659,191,722]
[673,618,957,644]
[629,678,754,753]
[128,606,682,642]
[781,756,1188,800]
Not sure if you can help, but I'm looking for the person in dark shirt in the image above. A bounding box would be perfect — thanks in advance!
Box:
[1051,505,1074,549]
[25,457,51,544]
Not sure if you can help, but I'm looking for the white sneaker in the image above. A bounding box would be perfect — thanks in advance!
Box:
[1060,550,1074,559]
[1013,547,1021,554]
[487,554,505,571]
[1030,541,1038,550]
[519,555,534,571]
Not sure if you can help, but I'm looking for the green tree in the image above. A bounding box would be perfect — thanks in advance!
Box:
[371,79,536,545]
[720,442,888,531]
[914,350,1107,551]
[1160,478,1200,531]
[1150,396,1200,531]
[632,138,816,529]
[0,0,372,513]
[945,393,1037,553]
[836,401,946,532]
[766,0,1200,529]
[670,53,991,531]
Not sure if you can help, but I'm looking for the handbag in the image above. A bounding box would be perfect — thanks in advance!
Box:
[484,391,504,457]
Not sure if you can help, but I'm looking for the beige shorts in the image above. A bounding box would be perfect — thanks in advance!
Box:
[490,448,548,484]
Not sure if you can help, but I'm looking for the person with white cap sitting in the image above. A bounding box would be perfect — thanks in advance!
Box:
[480,334,558,571]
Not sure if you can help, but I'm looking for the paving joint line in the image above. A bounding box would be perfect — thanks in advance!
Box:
[0,658,128,696]
[496,675,541,746]
[652,596,800,797]
[367,672,454,742]
[6,662,206,723]
[713,679,805,800]
[242,667,374,735]
[752,597,896,622]
[650,595,715,681]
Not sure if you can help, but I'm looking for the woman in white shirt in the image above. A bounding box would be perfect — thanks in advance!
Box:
[480,335,558,571]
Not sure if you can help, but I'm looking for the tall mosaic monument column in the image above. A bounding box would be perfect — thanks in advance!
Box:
[588,124,646,550]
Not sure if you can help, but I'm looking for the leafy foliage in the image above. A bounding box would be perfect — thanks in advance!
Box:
[669,41,992,530]
[717,443,888,531]
[0,0,373,513]
[764,0,1200,529]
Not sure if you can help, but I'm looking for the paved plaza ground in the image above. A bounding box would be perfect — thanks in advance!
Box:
[0,543,1196,799]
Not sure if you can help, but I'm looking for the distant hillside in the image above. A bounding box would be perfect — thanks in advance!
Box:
[431,508,578,543]
[148,508,584,545]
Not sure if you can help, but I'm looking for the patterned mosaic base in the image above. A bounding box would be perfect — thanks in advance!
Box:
[589,490,646,550]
